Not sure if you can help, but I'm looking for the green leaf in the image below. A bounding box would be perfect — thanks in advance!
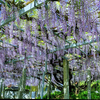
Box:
[28,9,38,18]
[85,32,88,34]
[15,0,19,3]
[0,34,6,39]
[38,40,45,46]
[9,39,12,43]
[56,1,60,10]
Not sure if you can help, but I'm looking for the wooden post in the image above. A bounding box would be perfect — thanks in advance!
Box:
[18,67,26,99]
[63,58,69,99]
[38,81,40,97]
[2,84,5,99]
[47,73,51,99]
[45,44,47,73]
[41,72,45,99]
[87,67,91,99]
[29,85,32,99]
[0,79,3,99]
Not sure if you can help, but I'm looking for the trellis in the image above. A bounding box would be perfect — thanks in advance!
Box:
[0,0,100,99]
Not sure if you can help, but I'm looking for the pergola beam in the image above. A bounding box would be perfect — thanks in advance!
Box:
[0,0,10,7]
[5,37,100,64]
[0,0,5,5]
[0,40,18,47]
[49,37,100,53]
[0,0,47,28]
[1,0,100,65]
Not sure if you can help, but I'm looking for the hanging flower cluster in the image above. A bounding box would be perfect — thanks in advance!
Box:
[0,0,100,86]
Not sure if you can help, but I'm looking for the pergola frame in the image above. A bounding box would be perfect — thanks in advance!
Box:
[0,0,99,99]
[0,0,99,57]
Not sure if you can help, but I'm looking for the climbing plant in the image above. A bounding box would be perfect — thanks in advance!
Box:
[0,0,100,99]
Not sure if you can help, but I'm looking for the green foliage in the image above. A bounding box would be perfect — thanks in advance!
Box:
[78,90,100,99]
[70,92,77,99]
[25,85,30,90]
[36,91,62,99]
[36,80,100,99]
[91,80,97,87]
[79,81,86,86]
[78,91,87,99]
[76,80,100,99]
[36,89,100,99]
